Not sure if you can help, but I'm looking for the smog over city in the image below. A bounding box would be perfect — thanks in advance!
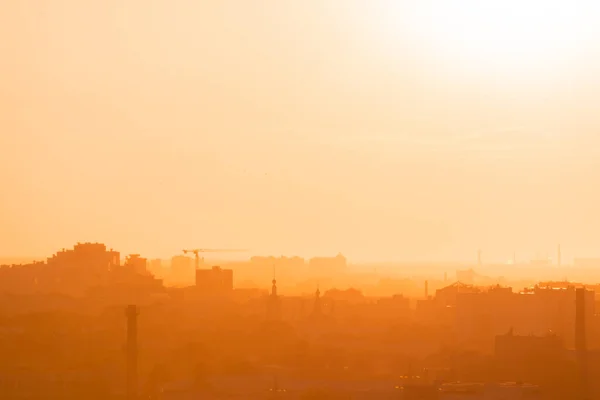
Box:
[3,1,600,399]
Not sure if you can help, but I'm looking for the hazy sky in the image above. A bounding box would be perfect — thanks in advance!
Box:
[3,1,600,263]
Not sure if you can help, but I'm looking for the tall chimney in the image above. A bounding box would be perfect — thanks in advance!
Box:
[558,245,562,268]
[126,305,139,400]
[576,288,586,351]
[576,288,588,399]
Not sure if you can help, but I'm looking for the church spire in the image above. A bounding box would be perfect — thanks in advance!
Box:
[267,274,281,321]
[271,264,278,297]
[313,286,322,316]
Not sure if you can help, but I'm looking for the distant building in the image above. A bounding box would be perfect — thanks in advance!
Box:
[43,242,121,295]
[377,294,410,317]
[195,266,233,294]
[529,285,595,349]
[47,242,120,272]
[124,254,148,275]
[436,281,480,307]
[248,256,305,281]
[324,288,363,301]
[230,287,268,303]
[454,284,595,351]
[0,243,165,299]
[495,329,564,363]
[308,253,347,277]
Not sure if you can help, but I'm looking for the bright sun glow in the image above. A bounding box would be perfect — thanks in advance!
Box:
[379,0,594,77]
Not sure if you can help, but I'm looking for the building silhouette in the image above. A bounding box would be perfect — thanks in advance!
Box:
[308,253,347,278]
[195,266,233,295]
[124,254,148,275]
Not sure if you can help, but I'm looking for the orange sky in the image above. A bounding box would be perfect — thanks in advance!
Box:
[2,1,600,263]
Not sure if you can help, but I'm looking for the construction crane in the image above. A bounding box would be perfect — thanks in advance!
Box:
[182,248,248,270]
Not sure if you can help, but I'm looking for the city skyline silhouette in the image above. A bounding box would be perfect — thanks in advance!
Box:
[3,1,600,398]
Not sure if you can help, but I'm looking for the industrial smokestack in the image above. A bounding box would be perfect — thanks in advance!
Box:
[576,288,586,352]
[126,305,139,400]
[576,288,588,400]
[558,245,561,268]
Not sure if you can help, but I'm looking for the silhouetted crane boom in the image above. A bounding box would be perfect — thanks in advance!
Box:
[182,248,248,269]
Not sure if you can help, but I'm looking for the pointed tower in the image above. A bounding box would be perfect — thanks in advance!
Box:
[267,278,281,321]
[313,287,322,317]
[271,278,277,297]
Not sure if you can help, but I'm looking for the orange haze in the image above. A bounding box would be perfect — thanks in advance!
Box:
[2,1,600,263]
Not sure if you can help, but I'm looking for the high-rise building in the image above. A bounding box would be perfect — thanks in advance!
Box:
[195,266,233,294]
[47,242,120,272]
[43,242,121,295]
[124,254,148,275]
